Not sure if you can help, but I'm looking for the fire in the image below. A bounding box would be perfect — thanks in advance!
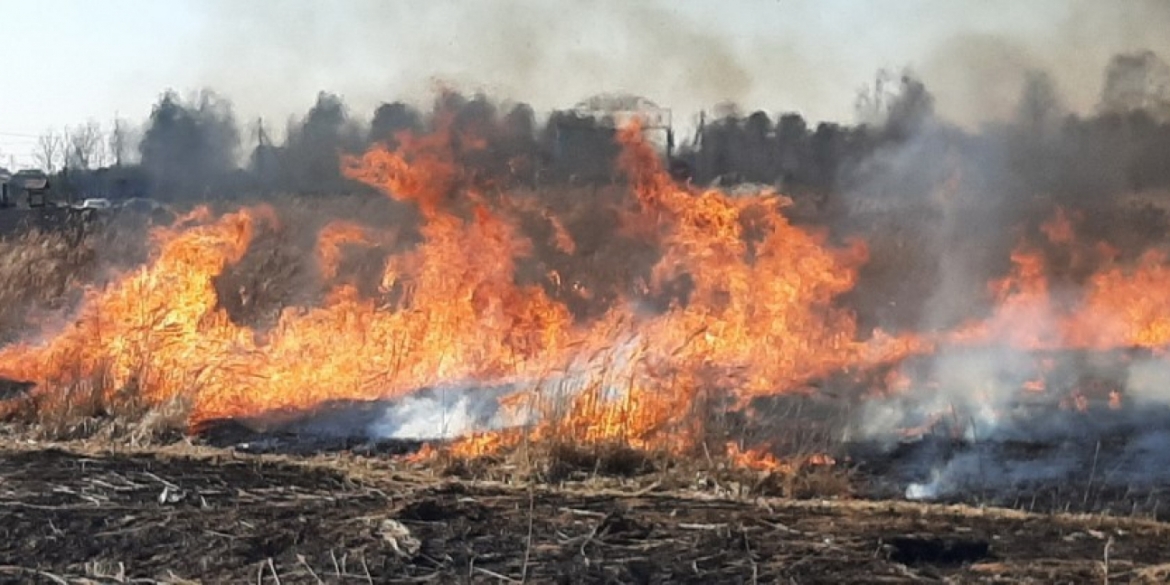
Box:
[3,112,1170,468]
[724,442,836,474]
[1072,250,1170,349]
[725,441,793,473]
[948,209,1170,353]
[0,207,264,407]
[316,220,393,282]
[0,118,924,458]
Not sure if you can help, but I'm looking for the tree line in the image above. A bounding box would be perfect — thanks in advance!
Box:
[32,50,1170,209]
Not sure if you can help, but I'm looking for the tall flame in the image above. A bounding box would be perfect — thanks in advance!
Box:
[2,120,1169,460]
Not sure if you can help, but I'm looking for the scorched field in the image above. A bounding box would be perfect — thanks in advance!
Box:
[2,122,1170,583]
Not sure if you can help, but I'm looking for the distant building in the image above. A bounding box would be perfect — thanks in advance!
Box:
[7,170,51,207]
[546,93,678,184]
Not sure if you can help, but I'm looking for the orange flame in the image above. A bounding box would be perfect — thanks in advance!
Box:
[3,116,1169,467]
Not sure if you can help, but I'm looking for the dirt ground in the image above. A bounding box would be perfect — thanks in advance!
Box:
[1,441,1169,584]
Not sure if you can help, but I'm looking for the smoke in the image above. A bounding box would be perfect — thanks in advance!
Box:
[852,341,1170,503]
[1125,358,1170,406]
[58,50,1170,344]
[253,92,368,193]
[23,1,1170,501]
[367,383,515,441]
[850,288,1170,503]
[193,0,795,129]
[364,334,644,442]
[833,26,1170,505]
[177,0,1170,132]
[138,89,242,196]
[51,40,1170,367]
[909,1,1170,127]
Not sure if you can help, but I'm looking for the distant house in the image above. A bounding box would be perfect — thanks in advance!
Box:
[8,170,51,207]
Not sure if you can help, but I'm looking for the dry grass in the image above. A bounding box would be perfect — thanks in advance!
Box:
[414,427,858,505]
[0,229,94,342]
[0,222,128,436]
[6,190,1167,511]
[13,361,192,446]
[0,211,158,341]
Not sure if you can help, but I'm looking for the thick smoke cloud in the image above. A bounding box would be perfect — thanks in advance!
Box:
[835,51,1170,503]
[182,0,1170,132]
[193,0,791,132]
[68,49,1170,252]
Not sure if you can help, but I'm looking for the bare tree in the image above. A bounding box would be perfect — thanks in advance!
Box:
[34,129,65,173]
[66,121,106,170]
[855,69,898,127]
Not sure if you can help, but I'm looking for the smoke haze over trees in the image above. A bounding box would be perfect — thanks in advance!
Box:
[40,49,1170,219]
[138,90,241,196]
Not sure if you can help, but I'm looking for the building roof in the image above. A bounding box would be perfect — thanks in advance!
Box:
[570,93,671,129]
[574,92,663,113]
[11,170,48,190]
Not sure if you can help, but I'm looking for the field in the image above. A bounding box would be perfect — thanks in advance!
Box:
[3,436,1170,584]
[3,172,1170,584]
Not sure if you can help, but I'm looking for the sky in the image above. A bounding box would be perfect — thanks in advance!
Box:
[3,0,1169,169]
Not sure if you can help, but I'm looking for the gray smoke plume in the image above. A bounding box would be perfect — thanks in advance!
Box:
[851,325,1170,504]
[184,0,1170,130]
[366,383,517,441]
[193,0,784,129]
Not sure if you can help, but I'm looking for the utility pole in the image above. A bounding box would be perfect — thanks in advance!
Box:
[112,113,124,168]
[256,117,268,181]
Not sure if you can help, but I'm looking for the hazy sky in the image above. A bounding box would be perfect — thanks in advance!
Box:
[3,0,1168,168]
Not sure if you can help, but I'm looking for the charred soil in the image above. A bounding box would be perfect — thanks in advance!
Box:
[1,441,1168,584]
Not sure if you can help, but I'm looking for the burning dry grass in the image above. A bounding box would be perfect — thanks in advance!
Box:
[0,126,910,462]
[0,208,165,342]
[5,122,1170,537]
[0,211,192,442]
[3,360,192,445]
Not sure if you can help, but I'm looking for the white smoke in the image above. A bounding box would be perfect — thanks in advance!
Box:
[854,344,1049,445]
[364,333,646,441]
[1125,357,1170,404]
[368,386,511,441]
[855,345,1170,503]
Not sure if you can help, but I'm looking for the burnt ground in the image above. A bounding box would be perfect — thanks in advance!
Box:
[1,442,1170,584]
